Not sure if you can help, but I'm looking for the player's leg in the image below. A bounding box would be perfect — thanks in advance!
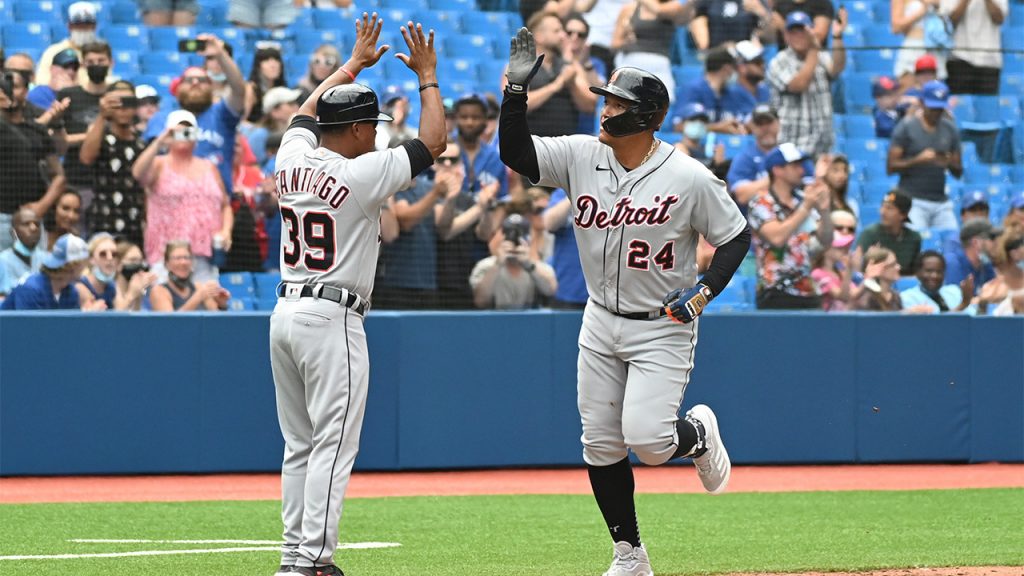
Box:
[269,304,313,570]
[291,302,370,569]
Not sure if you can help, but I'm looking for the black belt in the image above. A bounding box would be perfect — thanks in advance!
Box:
[591,299,668,321]
[278,283,369,315]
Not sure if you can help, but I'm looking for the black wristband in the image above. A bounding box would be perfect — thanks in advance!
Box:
[419,82,439,92]
[832,34,843,40]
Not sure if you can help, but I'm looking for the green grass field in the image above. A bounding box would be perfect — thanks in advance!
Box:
[1,489,1021,576]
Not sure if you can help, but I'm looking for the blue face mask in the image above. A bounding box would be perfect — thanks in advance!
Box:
[980,252,992,266]
[93,265,116,284]
[683,121,707,141]
[13,239,33,258]
[1017,260,1024,272]
[209,72,227,83]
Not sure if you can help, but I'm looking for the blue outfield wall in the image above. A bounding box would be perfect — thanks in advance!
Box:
[0,312,1021,476]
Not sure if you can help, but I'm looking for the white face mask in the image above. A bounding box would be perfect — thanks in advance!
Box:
[70,29,97,46]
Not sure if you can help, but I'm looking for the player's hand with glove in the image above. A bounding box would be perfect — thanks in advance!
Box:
[505,27,545,95]
[663,283,714,324]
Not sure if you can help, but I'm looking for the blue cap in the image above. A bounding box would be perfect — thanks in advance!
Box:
[1011,190,1024,210]
[764,142,809,171]
[921,80,950,109]
[381,85,406,105]
[785,11,812,29]
[43,234,89,269]
[962,190,989,211]
[679,102,710,121]
[53,48,80,68]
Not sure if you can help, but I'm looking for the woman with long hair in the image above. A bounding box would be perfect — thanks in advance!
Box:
[977,223,1024,316]
[245,45,287,124]
[298,44,341,98]
[149,240,230,312]
[44,190,82,252]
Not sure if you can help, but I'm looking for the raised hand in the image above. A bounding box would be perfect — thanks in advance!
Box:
[395,21,436,79]
[506,27,544,94]
[351,13,390,70]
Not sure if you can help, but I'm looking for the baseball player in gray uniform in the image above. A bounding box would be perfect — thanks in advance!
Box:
[500,29,753,576]
[269,14,445,576]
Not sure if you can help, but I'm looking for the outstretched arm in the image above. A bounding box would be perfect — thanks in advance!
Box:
[499,28,545,183]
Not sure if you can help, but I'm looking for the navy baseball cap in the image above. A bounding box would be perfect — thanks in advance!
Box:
[961,190,989,211]
[921,80,950,109]
[53,48,80,68]
[679,102,710,121]
[43,234,89,269]
[872,76,898,98]
[785,11,812,29]
[381,84,406,105]
[1011,190,1024,210]
[764,142,809,171]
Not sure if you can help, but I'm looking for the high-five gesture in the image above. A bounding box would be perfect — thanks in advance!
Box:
[506,27,544,95]
[351,12,390,71]
[396,21,437,80]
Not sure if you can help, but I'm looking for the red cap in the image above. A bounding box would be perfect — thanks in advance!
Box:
[915,54,937,73]
[170,66,207,97]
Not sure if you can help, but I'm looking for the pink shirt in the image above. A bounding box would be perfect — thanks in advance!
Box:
[145,159,223,263]
[812,267,848,311]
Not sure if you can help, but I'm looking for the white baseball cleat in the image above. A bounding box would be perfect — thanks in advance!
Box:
[686,404,731,495]
[603,541,654,576]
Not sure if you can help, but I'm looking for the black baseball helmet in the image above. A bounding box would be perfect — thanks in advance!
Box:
[316,83,394,126]
[589,67,670,137]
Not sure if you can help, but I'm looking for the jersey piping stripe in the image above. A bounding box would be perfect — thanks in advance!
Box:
[315,307,352,564]
[614,149,675,314]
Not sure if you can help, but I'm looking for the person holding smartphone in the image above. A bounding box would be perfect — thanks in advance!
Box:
[79,80,147,250]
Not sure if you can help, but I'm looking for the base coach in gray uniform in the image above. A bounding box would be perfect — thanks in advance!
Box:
[500,29,752,576]
[269,14,445,576]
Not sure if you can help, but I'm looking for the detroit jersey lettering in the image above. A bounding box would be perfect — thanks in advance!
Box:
[531,134,746,313]
[274,121,413,299]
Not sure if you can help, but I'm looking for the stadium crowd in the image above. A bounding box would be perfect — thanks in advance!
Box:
[0,0,1021,314]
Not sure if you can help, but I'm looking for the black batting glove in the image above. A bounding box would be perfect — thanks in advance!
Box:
[663,283,713,324]
[505,27,544,95]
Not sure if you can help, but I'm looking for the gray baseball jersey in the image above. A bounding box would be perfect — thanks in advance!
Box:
[270,118,414,571]
[531,134,746,467]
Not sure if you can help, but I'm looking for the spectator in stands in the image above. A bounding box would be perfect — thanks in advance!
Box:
[691,0,773,51]
[856,190,922,275]
[576,0,631,74]
[1006,192,1024,228]
[564,13,606,135]
[115,239,156,311]
[140,0,199,26]
[727,103,779,209]
[482,93,501,145]
[723,40,771,122]
[76,232,119,310]
[818,153,857,216]
[748,143,833,309]
[772,0,834,48]
[675,47,743,133]
[56,40,113,220]
[245,44,287,124]
[79,81,147,249]
[959,189,990,224]
[519,0,576,26]
[612,0,690,104]
[944,217,997,293]
[44,190,82,252]
[204,42,235,103]
[470,214,557,309]
[831,208,857,236]
[767,11,846,157]
[242,86,301,164]
[0,71,67,249]
[149,240,230,311]
[811,220,855,311]
[6,54,71,151]
[435,144,499,309]
[853,246,904,311]
[134,110,233,283]
[453,93,509,203]
[144,35,246,195]
[0,233,106,310]
[900,250,975,312]
[941,0,1007,95]
[501,12,591,137]
[543,187,588,309]
[223,133,268,273]
[375,86,418,151]
[886,80,962,231]
[298,45,342,99]
[27,49,78,112]
[4,54,42,116]
[872,76,906,139]
[673,103,728,177]
[892,0,946,88]
[976,223,1024,315]
[229,0,299,29]
[134,84,161,134]
[912,54,939,87]
[34,2,100,88]
[0,208,47,296]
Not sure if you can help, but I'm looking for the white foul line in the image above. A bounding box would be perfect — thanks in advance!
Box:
[0,541,401,561]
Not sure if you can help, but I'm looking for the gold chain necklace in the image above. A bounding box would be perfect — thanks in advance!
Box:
[640,138,659,166]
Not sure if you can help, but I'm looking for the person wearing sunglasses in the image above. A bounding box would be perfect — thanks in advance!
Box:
[563,13,605,135]
[298,45,342,98]
[75,232,120,310]
[853,245,904,311]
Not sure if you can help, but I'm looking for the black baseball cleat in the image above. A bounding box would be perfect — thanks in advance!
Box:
[274,565,294,575]
[291,565,345,576]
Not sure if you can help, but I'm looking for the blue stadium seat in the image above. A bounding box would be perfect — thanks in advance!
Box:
[112,50,141,78]
[720,135,752,158]
[378,8,414,27]
[861,181,892,205]
[862,28,902,48]
[149,26,197,52]
[412,9,463,36]
[1012,164,1024,184]
[2,22,53,46]
[378,0,428,10]
[198,26,249,53]
[894,277,920,292]
[843,72,877,113]
[476,58,506,86]
[253,272,281,300]
[949,94,974,123]
[130,73,175,100]
[227,297,256,311]
[294,29,344,54]
[461,11,514,38]
[671,64,702,90]
[961,140,979,166]
[965,163,1015,185]
[1012,7,1024,29]
[195,1,228,27]
[1001,74,1024,99]
[1003,26,1024,52]
[140,51,192,76]
[221,272,255,299]
[100,24,150,52]
[13,0,62,24]
[0,0,13,21]
[428,0,475,10]
[846,137,889,167]
[859,203,881,228]
[110,1,141,24]
[256,296,278,310]
[438,57,480,82]
[310,8,346,30]
[852,50,896,74]
[446,34,494,58]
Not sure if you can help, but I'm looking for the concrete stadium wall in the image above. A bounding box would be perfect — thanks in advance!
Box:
[0,311,1021,476]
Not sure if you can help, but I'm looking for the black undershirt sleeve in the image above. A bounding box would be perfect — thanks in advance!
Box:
[288,114,320,138]
[700,225,752,297]
[498,89,540,183]
[401,138,433,179]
